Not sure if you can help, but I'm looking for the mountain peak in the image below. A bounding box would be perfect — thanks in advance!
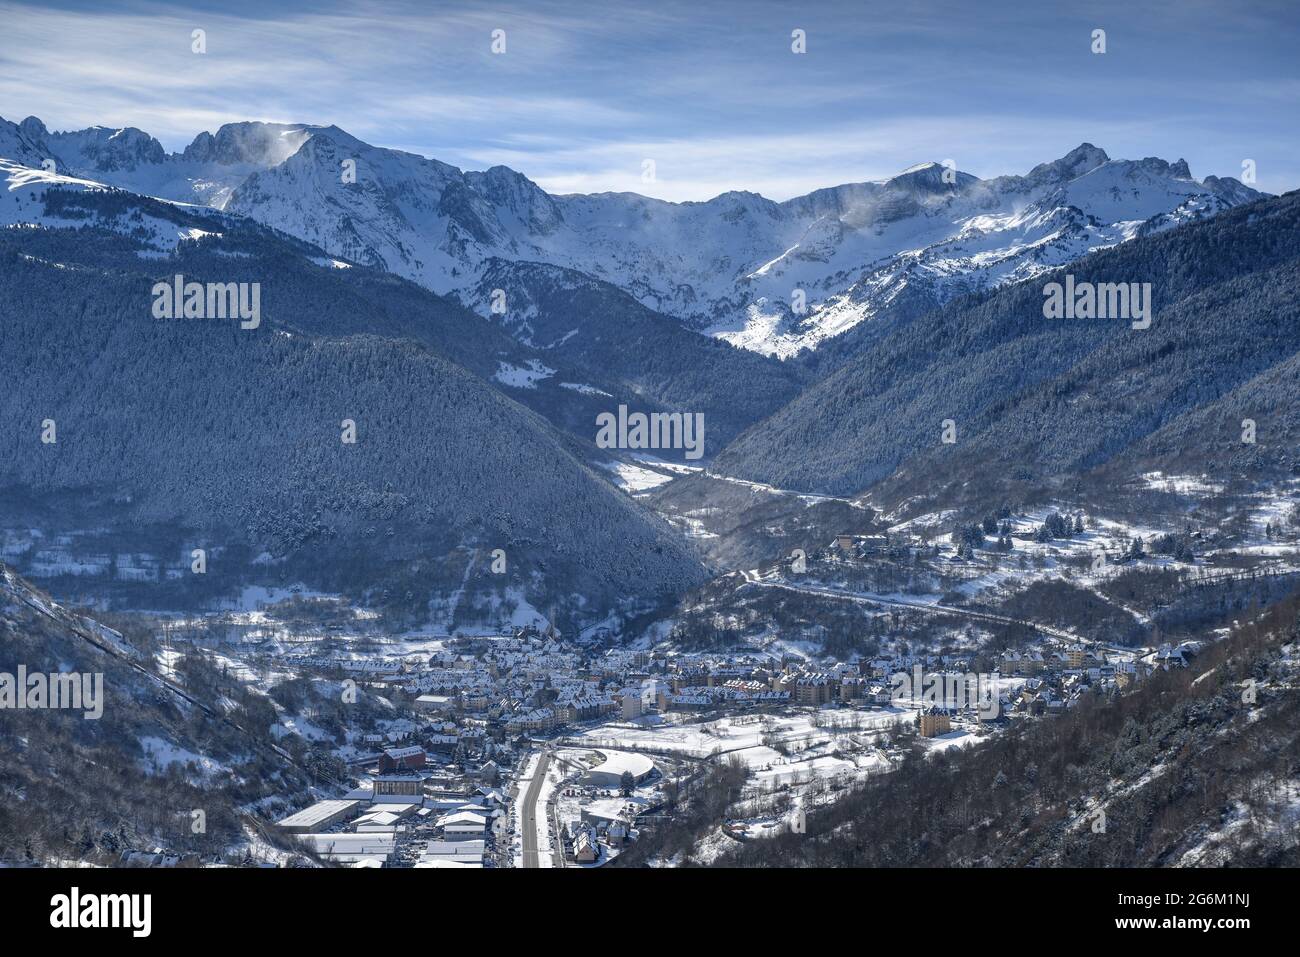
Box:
[1124,154,1199,181]
[1027,143,1111,182]
[182,121,312,167]
[48,124,166,172]
[886,161,976,192]
[1061,142,1110,164]
[18,115,48,139]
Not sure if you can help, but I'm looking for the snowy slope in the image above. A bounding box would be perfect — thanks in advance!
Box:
[0,158,245,252]
[709,149,1262,356]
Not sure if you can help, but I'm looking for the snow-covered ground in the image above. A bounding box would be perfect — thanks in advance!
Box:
[492,359,555,389]
[601,460,676,493]
[138,735,234,778]
[576,708,906,760]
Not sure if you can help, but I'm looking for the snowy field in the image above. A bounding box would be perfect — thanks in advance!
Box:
[576,708,908,760]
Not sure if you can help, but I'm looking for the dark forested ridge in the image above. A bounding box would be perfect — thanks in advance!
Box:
[716,191,1300,500]
[0,199,707,622]
[465,258,812,451]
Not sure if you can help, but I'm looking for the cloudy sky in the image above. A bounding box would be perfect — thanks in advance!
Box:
[1,0,1296,200]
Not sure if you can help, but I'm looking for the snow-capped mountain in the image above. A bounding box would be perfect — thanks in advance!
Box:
[4,114,310,207]
[226,131,1264,357]
[0,115,56,169]
[741,147,1263,356]
[1,113,1264,357]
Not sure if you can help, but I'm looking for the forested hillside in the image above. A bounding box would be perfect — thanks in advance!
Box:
[0,193,707,621]
[716,191,1300,501]
[466,258,811,451]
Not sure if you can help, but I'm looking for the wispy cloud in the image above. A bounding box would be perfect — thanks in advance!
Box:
[1,0,1295,199]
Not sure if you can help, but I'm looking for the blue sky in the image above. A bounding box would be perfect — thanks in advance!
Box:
[1,0,1296,200]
